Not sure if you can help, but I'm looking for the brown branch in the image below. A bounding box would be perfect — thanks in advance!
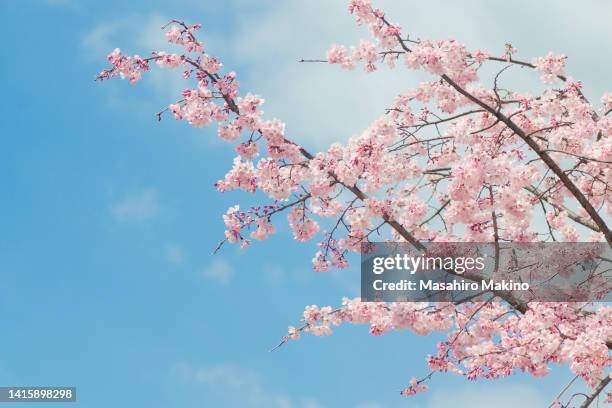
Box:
[440,73,611,245]
[524,185,600,232]
[419,200,450,227]
[376,15,610,242]
[578,375,610,408]
[550,375,580,407]
[488,186,500,272]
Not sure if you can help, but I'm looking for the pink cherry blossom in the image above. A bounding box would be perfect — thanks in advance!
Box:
[98,7,612,404]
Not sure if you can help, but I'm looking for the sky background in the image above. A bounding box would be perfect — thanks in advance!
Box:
[1,1,611,407]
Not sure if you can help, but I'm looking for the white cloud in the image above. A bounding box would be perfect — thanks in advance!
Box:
[201,258,234,285]
[423,383,548,408]
[191,364,255,389]
[262,263,285,287]
[172,362,323,408]
[164,242,186,266]
[81,21,122,60]
[111,188,160,223]
[83,13,188,106]
[82,13,172,60]
[222,1,420,149]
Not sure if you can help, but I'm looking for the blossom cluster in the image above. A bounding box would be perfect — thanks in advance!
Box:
[533,52,567,83]
[98,0,611,400]
[295,300,611,389]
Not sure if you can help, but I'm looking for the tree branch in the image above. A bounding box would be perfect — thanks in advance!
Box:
[523,186,600,232]
[440,73,611,245]
[579,375,610,408]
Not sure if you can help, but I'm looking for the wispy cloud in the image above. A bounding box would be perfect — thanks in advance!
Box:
[424,383,547,408]
[111,188,160,223]
[172,362,323,408]
[262,263,285,287]
[81,13,172,60]
[82,13,190,101]
[201,258,234,285]
[164,242,186,266]
[81,21,123,61]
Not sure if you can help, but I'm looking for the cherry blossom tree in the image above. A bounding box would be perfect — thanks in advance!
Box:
[97,1,611,406]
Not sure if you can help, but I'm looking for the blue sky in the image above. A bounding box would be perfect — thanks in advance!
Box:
[2,1,611,407]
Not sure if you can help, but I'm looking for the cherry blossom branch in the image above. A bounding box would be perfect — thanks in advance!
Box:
[368,10,611,243]
[96,5,612,400]
[578,375,610,408]
[440,73,610,244]
[488,186,500,272]
[524,185,600,232]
